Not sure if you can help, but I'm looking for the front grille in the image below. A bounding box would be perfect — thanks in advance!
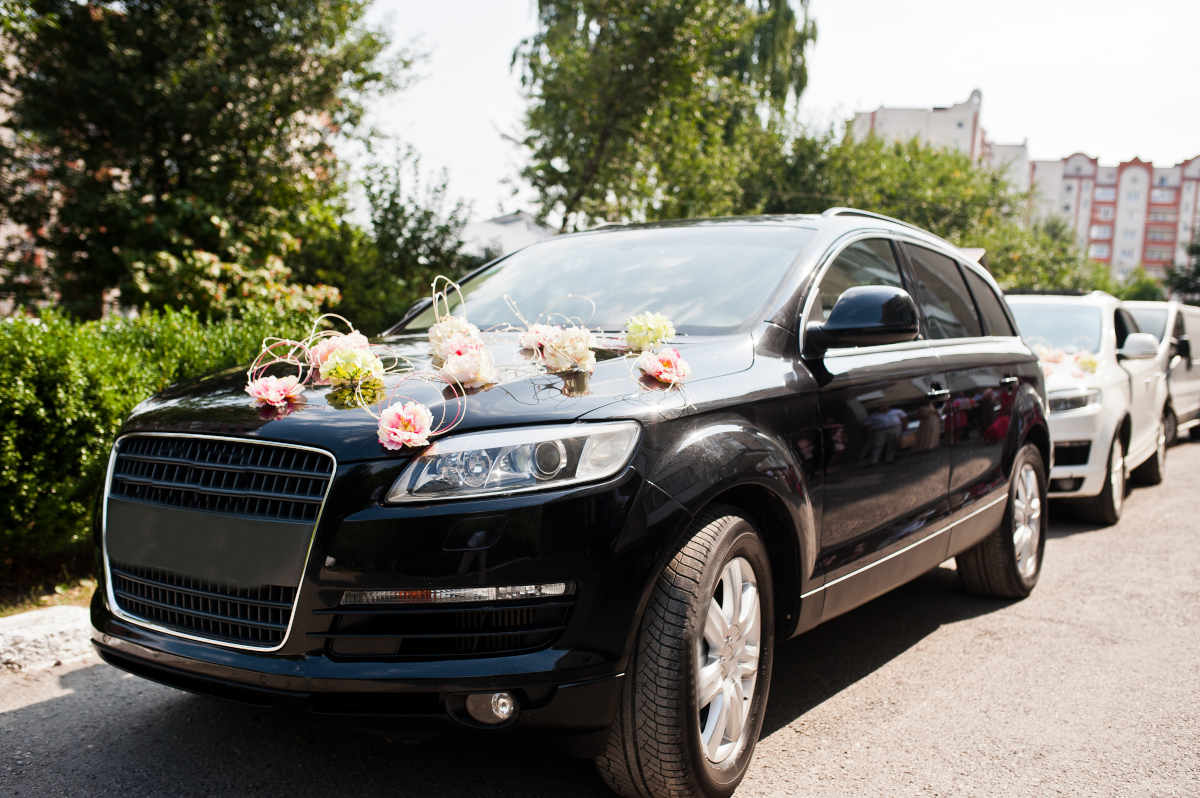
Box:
[315,599,574,660]
[111,436,333,522]
[111,562,296,647]
[1054,441,1092,467]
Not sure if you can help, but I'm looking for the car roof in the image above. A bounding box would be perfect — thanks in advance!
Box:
[1005,291,1122,309]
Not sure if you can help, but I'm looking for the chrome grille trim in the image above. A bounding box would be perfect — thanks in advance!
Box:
[101,432,338,653]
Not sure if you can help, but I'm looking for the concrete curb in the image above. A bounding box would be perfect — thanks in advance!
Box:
[0,606,94,672]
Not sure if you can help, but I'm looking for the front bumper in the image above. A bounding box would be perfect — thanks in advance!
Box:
[93,456,690,748]
[1047,404,1108,498]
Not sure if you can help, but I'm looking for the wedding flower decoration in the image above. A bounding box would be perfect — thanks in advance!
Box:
[544,326,597,374]
[1075,352,1098,374]
[518,323,562,358]
[439,333,499,389]
[625,311,676,352]
[310,331,370,369]
[246,375,306,408]
[327,377,387,410]
[429,316,481,360]
[637,347,691,386]
[378,401,435,450]
[319,346,385,386]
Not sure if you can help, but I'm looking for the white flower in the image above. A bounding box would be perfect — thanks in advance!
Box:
[625,311,676,352]
[429,315,481,359]
[319,346,385,386]
[518,323,562,356]
[544,326,597,374]
[441,345,499,389]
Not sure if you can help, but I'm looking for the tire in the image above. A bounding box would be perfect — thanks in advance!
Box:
[957,443,1046,599]
[1131,417,1167,485]
[1190,424,1200,442]
[594,507,774,798]
[1163,406,1178,448]
[1079,434,1125,526]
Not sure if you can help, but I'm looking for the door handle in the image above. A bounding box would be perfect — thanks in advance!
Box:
[1000,376,1019,387]
[926,388,950,400]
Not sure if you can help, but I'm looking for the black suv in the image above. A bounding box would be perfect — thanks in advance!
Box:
[92,209,1050,798]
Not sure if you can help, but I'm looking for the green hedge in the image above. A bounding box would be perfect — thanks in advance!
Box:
[0,309,308,574]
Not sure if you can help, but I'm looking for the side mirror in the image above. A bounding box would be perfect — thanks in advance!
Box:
[1117,332,1160,360]
[804,285,920,357]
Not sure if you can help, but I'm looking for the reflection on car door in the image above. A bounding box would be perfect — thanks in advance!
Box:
[901,243,1020,556]
[807,238,952,620]
[1117,307,1161,461]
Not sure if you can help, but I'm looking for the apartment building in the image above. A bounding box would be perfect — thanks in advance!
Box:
[849,90,1032,193]
[1031,155,1200,278]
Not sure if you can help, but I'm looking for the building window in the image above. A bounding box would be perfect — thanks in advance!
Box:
[1148,210,1177,222]
[1146,229,1174,242]
[1095,187,1116,201]
[1145,247,1174,261]
[1089,225,1113,240]
[1120,248,1136,259]
[1088,243,1110,258]
[1150,188,1175,204]
[1126,191,1141,202]
[1065,184,1073,192]
[1122,229,1137,240]
[1097,206,1114,221]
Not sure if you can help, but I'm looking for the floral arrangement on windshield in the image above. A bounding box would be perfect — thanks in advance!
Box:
[1033,343,1098,380]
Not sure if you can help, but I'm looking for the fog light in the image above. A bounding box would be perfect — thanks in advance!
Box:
[1050,478,1082,492]
[341,582,574,606]
[465,691,518,725]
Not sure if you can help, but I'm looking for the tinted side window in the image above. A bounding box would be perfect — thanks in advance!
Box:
[961,267,1015,336]
[807,239,904,327]
[903,244,983,339]
[1172,311,1186,342]
[1115,309,1139,349]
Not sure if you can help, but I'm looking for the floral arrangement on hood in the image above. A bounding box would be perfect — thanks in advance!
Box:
[636,347,692,387]
[622,311,690,389]
[426,276,499,390]
[245,312,464,450]
[625,311,676,353]
[1033,344,1098,380]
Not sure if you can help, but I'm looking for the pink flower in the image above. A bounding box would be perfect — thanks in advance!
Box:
[438,332,485,360]
[378,401,435,450]
[245,375,306,408]
[442,346,499,389]
[310,331,370,368]
[519,323,561,357]
[637,347,692,385]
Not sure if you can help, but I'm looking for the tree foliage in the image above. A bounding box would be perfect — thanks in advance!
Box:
[0,0,403,317]
[516,0,815,230]
[1166,234,1200,304]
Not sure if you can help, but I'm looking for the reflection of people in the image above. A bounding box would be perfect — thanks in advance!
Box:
[915,401,941,451]
[864,404,907,464]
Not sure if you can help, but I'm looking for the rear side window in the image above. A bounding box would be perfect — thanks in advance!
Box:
[961,267,1015,336]
[903,244,983,339]
[807,239,905,327]
[1172,311,1186,343]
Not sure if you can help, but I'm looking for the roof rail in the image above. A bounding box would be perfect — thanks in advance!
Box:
[821,207,929,235]
[1004,288,1088,296]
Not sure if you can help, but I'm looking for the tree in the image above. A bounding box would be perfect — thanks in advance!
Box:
[0,0,404,317]
[1114,267,1165,301]
[1166,232,1200,304]
[515,0,815,230]
[290,151,476,335]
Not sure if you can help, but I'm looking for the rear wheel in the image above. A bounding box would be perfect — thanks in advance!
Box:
[1163,406,1178,448]
[1131,417,1167,485]
[958,443,1046,599]
[594,507,774,798]
[1080,434,1125,525]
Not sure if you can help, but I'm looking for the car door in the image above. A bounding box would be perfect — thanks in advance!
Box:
[901,243,1023,555]
[804,237,952,621]
[1117,307,1161,462]
[1168,309,1200,424]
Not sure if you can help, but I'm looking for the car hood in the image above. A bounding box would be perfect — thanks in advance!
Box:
[120,332,755,462]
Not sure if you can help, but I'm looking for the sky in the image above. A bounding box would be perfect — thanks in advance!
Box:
[362,0,1200,223]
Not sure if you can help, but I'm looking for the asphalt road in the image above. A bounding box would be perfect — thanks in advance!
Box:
[4,443,1199,797]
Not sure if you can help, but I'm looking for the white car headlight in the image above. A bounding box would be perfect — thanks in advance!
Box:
[385,421,642,503]
[1048,388,1102,413]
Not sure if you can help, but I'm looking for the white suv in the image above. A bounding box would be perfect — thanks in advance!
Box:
[1125,300,1200,446]
[1006,291,1167,524]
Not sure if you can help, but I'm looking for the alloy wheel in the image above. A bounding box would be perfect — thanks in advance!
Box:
[1011,462,1042,579]
[696,556,761,765]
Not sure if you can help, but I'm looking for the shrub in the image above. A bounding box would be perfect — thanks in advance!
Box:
[0,308,308,575]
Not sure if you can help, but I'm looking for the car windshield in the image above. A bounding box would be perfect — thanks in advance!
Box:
[1007,302,1103,354]
[1128,307,1168,341]
[400,225,817,335]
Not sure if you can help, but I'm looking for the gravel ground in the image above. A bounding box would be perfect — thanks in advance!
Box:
[3,444,1198,798]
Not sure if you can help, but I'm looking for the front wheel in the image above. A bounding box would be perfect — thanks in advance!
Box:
[957,443,1046,599]
[594,507,774,798]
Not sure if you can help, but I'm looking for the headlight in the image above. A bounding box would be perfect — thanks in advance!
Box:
[386,421,641,503]
[1048,388,1102,413]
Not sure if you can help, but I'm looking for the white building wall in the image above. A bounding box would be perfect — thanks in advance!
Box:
[1113,164,1151,277]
